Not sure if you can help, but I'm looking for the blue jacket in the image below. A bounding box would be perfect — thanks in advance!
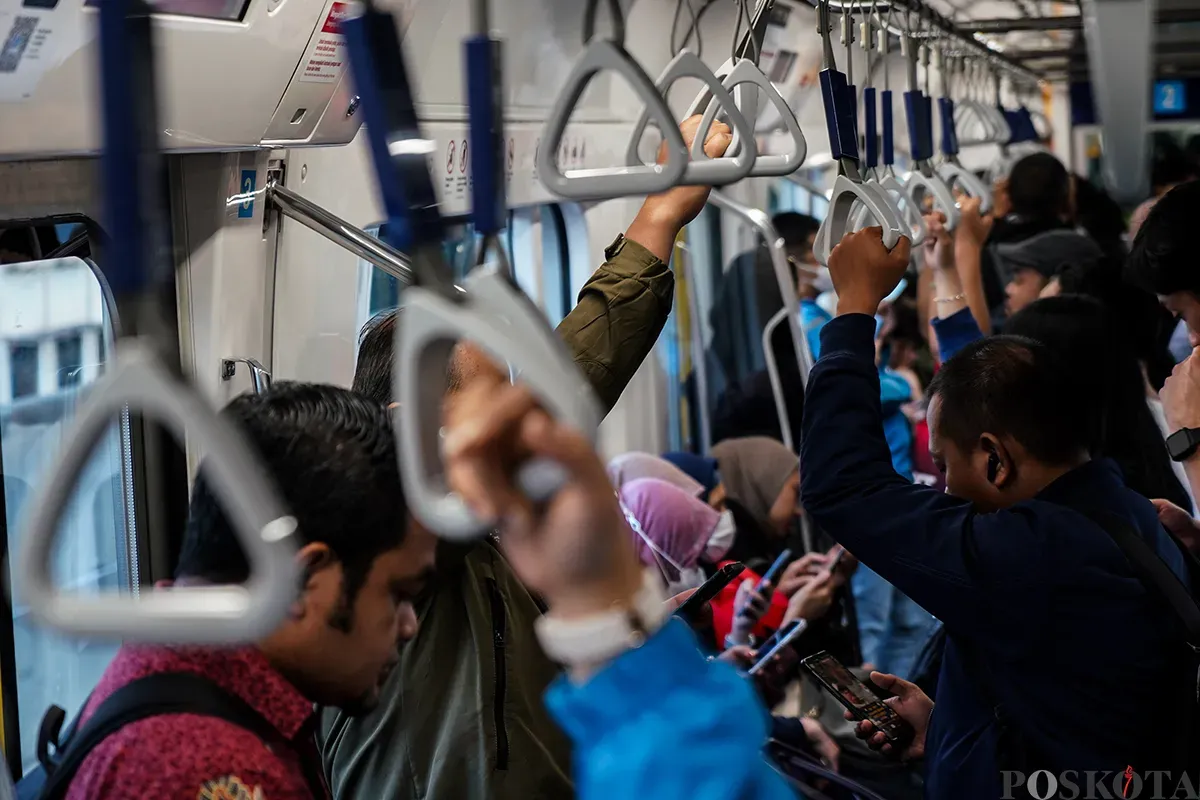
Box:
[544,618,797,800]
[801,314,1188,800]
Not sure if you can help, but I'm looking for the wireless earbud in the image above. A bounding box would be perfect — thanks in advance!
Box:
[986,452,1001,484]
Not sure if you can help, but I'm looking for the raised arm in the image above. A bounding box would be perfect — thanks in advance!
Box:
[800,229,1048,635]
[556,116,731,414]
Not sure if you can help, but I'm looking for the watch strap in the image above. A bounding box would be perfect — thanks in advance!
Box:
[535,570,669,668]
[1168,427,1200,462]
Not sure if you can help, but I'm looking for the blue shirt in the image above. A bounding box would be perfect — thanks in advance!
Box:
[800,298,832,362]
[801,314,1188,800]
[544,618,795,800]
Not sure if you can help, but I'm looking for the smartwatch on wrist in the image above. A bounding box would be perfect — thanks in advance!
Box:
[1167,427,1200,463]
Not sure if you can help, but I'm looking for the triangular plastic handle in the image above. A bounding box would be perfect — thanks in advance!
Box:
[904,169,962,230]
[395,266,603,541]
[694,59,807,177]
[625,51,757,186]
[814,175,905,266]
[853,175,928,246]
[538,40,688,200]
[17,340,300,642]
[938,162,994,214]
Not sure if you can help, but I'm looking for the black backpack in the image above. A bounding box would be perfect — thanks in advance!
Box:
[959,507,1200,795]
[17,672,327,800]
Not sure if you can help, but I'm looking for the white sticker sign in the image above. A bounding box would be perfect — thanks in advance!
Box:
[0,7,80,103]
[298,1,350,85]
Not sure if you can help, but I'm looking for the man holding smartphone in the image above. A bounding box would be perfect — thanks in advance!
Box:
[801,226,1191,799]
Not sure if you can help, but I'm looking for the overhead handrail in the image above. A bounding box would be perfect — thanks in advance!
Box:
[18,0,301,643]
[812,0,905,267]
[345,1,602,541]
[267,180,414,285]
[897,9,960,231]
[933,45,993,213]
[624,50,759,186]
[538,0,688,199]
[853,2,926,245]
[221,358,272,394]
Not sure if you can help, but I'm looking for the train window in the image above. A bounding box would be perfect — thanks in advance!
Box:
[0,223,130,776]
[508,206,572,325]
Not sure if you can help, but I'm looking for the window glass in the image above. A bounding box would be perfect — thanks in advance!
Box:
[0,233,130,776]
[355,222,510,335]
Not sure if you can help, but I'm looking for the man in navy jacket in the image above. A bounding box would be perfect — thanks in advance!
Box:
[801,227,1189,799]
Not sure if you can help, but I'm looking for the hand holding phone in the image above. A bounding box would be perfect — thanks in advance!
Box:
[802,652,918,754]
[674,562,744,627]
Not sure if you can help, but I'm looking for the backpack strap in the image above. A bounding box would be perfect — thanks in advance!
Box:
[36,672,320,800]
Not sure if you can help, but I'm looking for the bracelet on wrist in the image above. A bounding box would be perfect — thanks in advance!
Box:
[934,293,966,304]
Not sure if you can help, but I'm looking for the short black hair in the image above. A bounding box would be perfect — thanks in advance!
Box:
[772,212,821,250]
[175,382,407,630]
[352,309,465,405]
[927,335,1090,466]
[1008,153,1070,220]
[1127,180,1200,297]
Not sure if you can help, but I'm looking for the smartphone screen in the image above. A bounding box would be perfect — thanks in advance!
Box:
[757,549,793,591]
[801,651,912,745]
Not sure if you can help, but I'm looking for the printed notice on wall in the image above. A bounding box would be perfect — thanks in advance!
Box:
[0,7,80,103]
[298,1,350,85]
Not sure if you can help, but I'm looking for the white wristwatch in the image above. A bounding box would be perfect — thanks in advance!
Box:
[535,570,670,668]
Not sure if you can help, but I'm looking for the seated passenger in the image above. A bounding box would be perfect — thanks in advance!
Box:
[440,362,796,800]
[802,227,1191,799]
[319,116,734,800]
[62,384,438,799]
[619,477,720,595]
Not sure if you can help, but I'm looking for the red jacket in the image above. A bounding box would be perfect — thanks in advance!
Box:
[709,562,789,649]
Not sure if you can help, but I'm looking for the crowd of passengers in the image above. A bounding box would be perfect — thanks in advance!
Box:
[34,118,1200,800]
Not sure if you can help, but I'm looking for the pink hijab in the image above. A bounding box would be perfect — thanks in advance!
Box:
[619,478,720,581]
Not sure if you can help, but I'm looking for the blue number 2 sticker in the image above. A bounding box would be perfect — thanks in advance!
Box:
[238,169,257,219]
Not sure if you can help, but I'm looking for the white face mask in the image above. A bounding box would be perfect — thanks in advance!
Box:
[811,266,834,293]
[704,509,737,562]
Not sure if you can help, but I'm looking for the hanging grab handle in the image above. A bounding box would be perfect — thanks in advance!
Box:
[693,58,808,177]
[538,0,687,199]
[18,0,300,643]
[625,51,758,186]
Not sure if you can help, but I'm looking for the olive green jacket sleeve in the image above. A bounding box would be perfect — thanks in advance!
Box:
[554,236,674,415]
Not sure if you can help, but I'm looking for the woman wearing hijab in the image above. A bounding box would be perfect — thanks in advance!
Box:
[619,478,721,595]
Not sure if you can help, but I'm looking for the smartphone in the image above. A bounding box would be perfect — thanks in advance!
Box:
[673,561,744,624]
[757,549,793,591]
[748,620,807,675]
[801,651,913,745]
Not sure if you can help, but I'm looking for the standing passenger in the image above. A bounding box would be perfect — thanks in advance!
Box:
[319,116,733,800]
[803,227,1190,799]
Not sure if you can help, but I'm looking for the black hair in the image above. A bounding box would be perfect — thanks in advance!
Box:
[1071,175,1127,260]
[353,309,467,405]
[772,212,821,250]
[927,335,1090,466]
[1008,153,1070,221]
[353,310,399,405]
[1004,296,1191,509]
[175,382,408,631]
[1127,180,1200,297]
[1057,255,1178,390]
